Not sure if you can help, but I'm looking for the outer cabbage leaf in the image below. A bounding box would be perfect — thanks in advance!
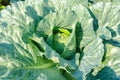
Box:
[0,23,67,80]
[78,37,104,78]
[0,42,68,80]
[0,0,52,66]
[0,0,47,27]
[88,4,120,77]
[104,44,120,76]
[89,2,120,40]
[88,44,120,80]
[47,0,88,11]
[0,0,53,44]
[88,3,120,77]
[72,4,96,49]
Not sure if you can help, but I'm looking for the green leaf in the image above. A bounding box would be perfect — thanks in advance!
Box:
[0,66,8,76]
[95,66,117,80]
[61,27,76,59]
[86,72,96,80]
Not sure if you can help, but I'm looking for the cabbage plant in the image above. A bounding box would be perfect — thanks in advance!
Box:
[0,0,120,80]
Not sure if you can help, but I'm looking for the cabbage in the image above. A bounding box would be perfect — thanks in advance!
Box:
[0,0,120,80]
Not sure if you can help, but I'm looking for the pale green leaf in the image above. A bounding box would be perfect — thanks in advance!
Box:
[72,4,96,49]
[104,44,120,76]
[78,37,104,76]
[89,2,120,40]
[47,0,88,11]
[0,42,68,80]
